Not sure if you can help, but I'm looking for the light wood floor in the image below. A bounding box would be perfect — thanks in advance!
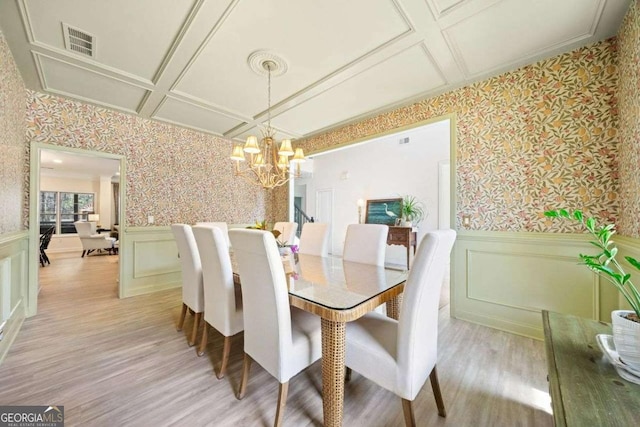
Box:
[0,252,553,426]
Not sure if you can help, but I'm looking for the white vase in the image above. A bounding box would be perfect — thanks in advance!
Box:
[611,309,640,371]
[279,247,291,256]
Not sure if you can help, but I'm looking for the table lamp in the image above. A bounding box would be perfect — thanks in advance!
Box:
[88,214,100,227]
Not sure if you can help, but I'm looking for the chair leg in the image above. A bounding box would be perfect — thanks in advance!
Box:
[197,322,208,357]
[345,367,352,381]
[216,336,231,379]
[189,312,201,347]
[81,250,86,258]
[402,399,416,427]
[429,366,447,417]
[274,381,289,427]
[176,303,188,331]
[237,353,252,400]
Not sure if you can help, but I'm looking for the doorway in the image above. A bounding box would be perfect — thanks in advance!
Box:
[290,115,455,265]
[27,143,126,317]
[316,189,334,254]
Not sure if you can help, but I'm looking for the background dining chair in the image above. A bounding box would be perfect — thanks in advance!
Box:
[192,225,243,379]
[229,229,321,427]
[298,222,330,257]
[171,224,204,347]
[343,223,388,266]
[74,221,116,257]
[272,221,298,247]
[195,222,230,248]
[39,226,55,266]
[344,230,456,426]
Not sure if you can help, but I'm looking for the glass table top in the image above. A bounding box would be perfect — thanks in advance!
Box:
[284,254,408,310]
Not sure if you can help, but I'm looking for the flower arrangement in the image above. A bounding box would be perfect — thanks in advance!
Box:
[246,220,284,246]
[544,209,640,320]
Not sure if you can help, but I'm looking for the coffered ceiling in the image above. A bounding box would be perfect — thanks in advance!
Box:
[0,0,630,142]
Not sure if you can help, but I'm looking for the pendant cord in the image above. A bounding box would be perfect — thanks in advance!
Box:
[267,64,272,132]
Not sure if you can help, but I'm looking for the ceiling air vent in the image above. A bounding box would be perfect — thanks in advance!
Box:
[399,137,410,145]
[62,23,95,58]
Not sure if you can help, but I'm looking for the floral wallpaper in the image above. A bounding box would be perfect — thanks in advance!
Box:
[291,39,619,233]
[25,91,267,227]
[617,0,640,238]
[0,33,27,234]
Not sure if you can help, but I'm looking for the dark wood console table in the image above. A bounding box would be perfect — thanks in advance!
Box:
[387,226,417,269]
[542,310,640,426]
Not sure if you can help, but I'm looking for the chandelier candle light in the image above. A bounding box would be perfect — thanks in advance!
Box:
[230,54,305,189]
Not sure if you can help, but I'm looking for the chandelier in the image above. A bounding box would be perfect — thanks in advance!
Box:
[230,56,305,189]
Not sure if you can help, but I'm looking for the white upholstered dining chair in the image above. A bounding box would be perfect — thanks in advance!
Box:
[344,230,457,426]
[272,221,298,247]
[343,223,388,266]
[298,222,330,257]
[74,221,116,257]
[195,222,230,248]
[192,225,243,379]
[229,229,322,427]
[171,224,204,347]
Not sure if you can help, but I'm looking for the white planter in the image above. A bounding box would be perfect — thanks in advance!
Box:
[611,310,640,371]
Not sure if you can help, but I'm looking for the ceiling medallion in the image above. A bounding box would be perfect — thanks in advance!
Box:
[247,50,289,77]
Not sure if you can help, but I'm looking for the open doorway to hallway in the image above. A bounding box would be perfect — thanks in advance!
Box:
[29,144,125,316]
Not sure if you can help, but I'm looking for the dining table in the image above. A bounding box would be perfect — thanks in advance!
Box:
[232,252,409,426]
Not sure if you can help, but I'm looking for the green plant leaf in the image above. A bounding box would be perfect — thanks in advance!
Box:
[544,208,640,318]
[626,256,640,272]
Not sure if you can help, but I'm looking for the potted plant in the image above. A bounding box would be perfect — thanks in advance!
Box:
[400,195,426,227]
[545,209,640,372]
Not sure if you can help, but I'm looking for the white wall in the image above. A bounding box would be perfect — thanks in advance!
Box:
[302,119,450,265]
[41,175,99,194]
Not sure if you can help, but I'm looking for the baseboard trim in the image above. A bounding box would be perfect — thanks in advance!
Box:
[0,304,25,365]
[454,309,543,340]
[121,280,181,298]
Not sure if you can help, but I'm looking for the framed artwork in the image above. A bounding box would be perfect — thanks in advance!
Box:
[365,198,402,225]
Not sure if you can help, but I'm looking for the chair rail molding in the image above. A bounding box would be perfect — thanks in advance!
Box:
[451,230,625,340]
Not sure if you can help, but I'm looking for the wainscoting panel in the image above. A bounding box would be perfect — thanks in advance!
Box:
[119,224,253,298]
[120,227,181,298]
[452,231,624,340]
[466,250,597,318]
[133,239,181,279]
[0,231,29,364]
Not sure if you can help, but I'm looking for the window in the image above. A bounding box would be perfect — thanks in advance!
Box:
[39,191,95,234]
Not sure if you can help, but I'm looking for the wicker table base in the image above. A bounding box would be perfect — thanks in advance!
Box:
[317,293,403,426]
